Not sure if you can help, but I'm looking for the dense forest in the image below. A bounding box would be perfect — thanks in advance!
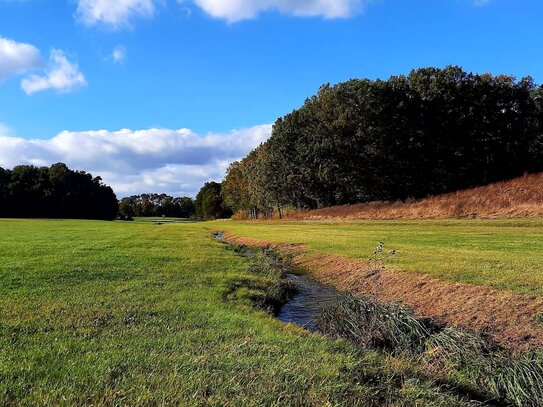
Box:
[0,163,118,220]
[119,194,195,218]
[223,66,543,218]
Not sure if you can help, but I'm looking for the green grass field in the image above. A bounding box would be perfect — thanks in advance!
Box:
[218,219,543,294]
[0,219,476,406]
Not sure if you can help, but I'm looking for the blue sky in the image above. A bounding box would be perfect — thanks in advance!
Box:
[0,0,542,196]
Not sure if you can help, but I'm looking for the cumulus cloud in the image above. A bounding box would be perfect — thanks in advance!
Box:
[0,124,272,197]
[21,49,87,95]
[187,0,368,22]
[0,37,42,81]
[76,0,157,28]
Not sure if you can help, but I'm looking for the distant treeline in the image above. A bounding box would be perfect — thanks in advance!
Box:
[118,184,233,220]
[0,163,118,220]
[223,66,543,218]
[119,194,195,218]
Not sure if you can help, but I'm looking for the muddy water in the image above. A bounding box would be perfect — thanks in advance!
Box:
[214,232,340,332]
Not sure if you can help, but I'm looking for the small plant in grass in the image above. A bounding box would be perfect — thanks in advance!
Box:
[367,241,397,275]
[365,241,396,297]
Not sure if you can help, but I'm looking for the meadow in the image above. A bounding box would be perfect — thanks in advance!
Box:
[0,219,477,406]
[219,218,543,294]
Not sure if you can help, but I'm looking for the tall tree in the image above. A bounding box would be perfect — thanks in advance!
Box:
[195,182,232,220]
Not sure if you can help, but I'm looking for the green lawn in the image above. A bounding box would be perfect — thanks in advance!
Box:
[217,219,543,294]
[0,219,472,406]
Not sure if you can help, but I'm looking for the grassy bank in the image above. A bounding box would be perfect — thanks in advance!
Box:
[289,173,543,221]
[217,219,543,294]
[0,219,475,405]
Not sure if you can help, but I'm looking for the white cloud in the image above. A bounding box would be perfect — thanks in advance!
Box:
[75,0,368,26]
[111,45,127,63]
[21,49,87,95]
[0,124,272,197]
[76,0,157,28]
[187,0,368,22]
[0,37,42,81]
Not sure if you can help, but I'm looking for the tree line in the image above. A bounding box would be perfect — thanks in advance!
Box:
[118,183,235,221]
[222,66,543,218]
[0,163,118,220]
[0,162,228,221]
[0,164,201,221]
[4,67,543,222]
[118,194,195,219]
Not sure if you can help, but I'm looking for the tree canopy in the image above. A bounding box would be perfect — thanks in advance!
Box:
[195,182,232,220]
[223,66,543,218]
[0,163,118,220]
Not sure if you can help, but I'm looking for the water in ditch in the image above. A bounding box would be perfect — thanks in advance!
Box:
[277,271,339,332]
[214,231,340,332]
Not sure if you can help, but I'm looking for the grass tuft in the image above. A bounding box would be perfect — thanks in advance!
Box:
[319,293,436,353]
[222,243,298,313]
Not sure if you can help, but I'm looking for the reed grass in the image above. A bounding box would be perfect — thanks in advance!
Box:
[320,294,543,407]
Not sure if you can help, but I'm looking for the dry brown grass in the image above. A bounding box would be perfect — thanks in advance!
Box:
[289,173,543,220]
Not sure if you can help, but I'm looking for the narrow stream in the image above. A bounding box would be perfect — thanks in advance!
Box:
[214,232,340,332]
[277,272,339,331]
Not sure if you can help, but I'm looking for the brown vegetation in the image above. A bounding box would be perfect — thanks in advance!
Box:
[221,232,543,351]
[288,173,543,220]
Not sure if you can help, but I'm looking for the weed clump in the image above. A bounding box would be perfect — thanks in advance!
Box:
[320,293,543,407]
[426,329,543,407]
[320,294,436,353]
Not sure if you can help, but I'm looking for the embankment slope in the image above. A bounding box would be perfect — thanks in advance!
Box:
[289,173,543,220]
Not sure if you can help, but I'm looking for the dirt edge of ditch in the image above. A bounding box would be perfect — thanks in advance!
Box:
[220,231,543,351]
